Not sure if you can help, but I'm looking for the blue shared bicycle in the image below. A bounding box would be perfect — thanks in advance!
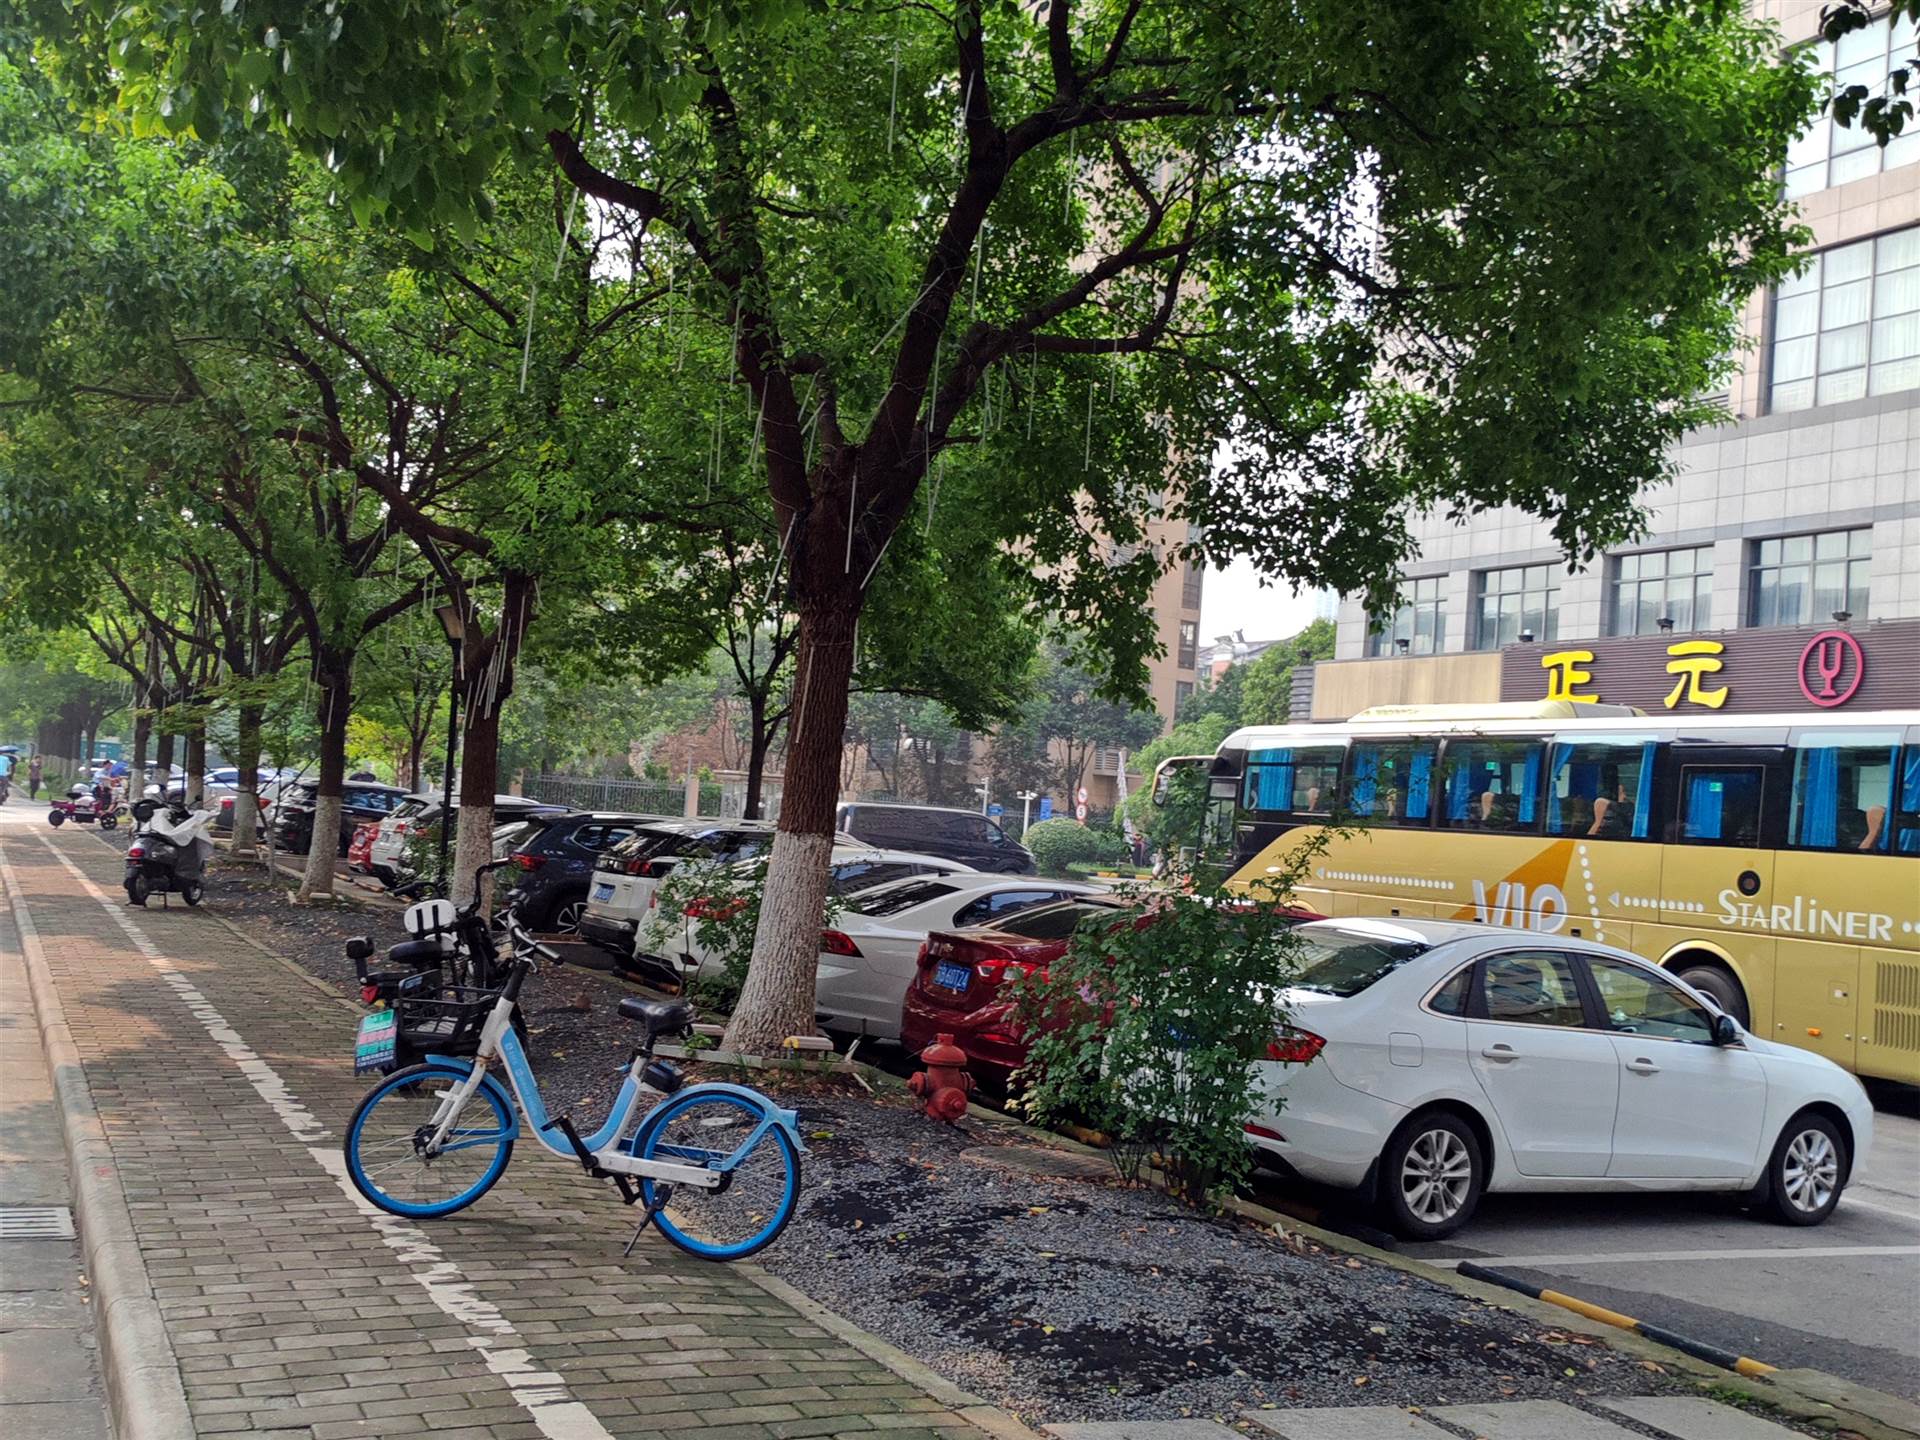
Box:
[343,905,805,1260]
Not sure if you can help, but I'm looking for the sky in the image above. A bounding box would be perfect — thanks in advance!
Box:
[1198,556,1329,647]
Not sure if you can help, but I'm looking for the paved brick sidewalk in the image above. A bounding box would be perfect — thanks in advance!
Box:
[0,818,984,1440]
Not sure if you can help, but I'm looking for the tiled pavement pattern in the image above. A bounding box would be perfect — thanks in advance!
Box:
[1050,1396,1804,1440]
[0,824,981,1440]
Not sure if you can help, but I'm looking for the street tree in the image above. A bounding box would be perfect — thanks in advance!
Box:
[39,0,1820,1048]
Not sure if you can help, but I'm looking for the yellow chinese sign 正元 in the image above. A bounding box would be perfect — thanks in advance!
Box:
[1663,639,1729,710]
[1539,650,1600,703]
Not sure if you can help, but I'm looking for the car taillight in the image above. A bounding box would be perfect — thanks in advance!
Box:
[624,858,654,876]
[975,956,1044,983]
[1265,1028,1325,1064]
[820,930,863,957]
[512,853,545,871]
[685,897,745,920]
[1245,1122,1284,1142]
[127,845,145,859]
[394,820,409,834]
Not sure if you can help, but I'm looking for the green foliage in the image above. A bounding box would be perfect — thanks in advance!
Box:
[1239,619,1336,728]
[647,857,843,1013]
[1016,839,1331,1203]
[1022,817,1128,877]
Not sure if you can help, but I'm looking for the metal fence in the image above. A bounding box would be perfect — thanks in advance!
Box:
[522,773,739,818]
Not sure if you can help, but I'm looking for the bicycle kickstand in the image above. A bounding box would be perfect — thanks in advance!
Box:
[622,1184,674,1258]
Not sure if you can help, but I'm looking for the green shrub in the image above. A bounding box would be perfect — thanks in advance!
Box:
[1015,834,1334,1205]
[1024,817,1130,875]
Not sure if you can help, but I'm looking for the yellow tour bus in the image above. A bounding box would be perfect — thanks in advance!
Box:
[1156,701,1920,1084]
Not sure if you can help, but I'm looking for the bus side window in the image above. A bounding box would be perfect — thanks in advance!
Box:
[1547,738,1655,841]
[1789,735,1900,853]
[1678,765,1765,847]
[1438,739,1544,833]
[1898,749,1920,856]
[1347,741,1436,826]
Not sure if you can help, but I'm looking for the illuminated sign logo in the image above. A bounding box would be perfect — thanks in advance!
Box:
[1796,629,1864,709]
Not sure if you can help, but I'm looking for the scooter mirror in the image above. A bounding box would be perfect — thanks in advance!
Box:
[132,799,157,823]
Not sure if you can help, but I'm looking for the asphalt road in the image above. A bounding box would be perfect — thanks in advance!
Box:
[1261,1089,1920,1402]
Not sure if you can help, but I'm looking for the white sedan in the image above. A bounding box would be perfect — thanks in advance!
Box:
[809,872,1109,1041]
[1252,918,1874,1240]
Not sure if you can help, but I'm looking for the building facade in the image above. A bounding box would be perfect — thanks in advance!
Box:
[1319,3,1919,720]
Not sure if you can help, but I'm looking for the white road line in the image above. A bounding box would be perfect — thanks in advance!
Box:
[1832,1194,1920,1224]
[1428,1243,1920,1269]
[21,835,619,1440]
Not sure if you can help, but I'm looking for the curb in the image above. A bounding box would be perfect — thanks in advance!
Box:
[1,839,198,1440]
[1454,1262,1776,1377]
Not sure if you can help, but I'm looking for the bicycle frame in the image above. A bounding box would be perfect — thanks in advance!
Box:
[418,988,801,1191]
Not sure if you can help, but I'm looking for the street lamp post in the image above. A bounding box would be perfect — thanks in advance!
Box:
[1016,789,1039,836]
[434,603,466,890]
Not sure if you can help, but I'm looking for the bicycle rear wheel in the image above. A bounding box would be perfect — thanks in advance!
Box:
[345,1063,514,1218]
[639,1090,801,1260]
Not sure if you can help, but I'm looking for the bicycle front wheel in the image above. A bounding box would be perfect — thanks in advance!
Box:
[640,1089,801,1260]
[345,1063,514,1218]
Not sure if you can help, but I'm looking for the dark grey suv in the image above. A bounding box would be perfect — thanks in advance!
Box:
[494,811,662,933]
[833,802,1036,874]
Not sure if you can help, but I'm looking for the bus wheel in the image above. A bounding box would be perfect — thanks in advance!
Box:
[1674,959,1749,1029]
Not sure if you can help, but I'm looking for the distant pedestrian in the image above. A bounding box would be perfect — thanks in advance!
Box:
[28,755,42,799]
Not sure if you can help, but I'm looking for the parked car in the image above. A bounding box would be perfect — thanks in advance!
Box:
[271,780,408,855]
[494,811,666,934]
[835,802,1036,874]
[901,894,1324,1083]
[579,820,830,965]
[1243,918,1875,1240]
[803,872,1107,1041]
[657,846,980,987]
[367,794,567,884]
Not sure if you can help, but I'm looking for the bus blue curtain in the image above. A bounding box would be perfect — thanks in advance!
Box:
[1407,752,1432,821]
[1351,750,1379,816]
[1445,762,1475,822]
[1631,743,1654,838]
[1796,748,1841,848]
[1684,773,1724,840]
[1545,746,1600,835]
[1518,749,1541,824]
[1903,750,1920,853]
[1246,749,1293,812]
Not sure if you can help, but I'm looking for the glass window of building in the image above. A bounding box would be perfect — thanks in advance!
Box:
[1177,619,1198,668]
[1471,565,1560,649]
[1771,227,1920,411]
[1748,528,1872,627]
[1368,576,1446,656]
[1783,12,1919,198]
[1609,547,1713,636]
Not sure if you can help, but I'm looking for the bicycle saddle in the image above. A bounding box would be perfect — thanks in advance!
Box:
[618,996,695,1036]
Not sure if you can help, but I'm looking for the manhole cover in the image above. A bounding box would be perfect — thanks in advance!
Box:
[0,1207,75,1239]
[962,1145,1113,1180]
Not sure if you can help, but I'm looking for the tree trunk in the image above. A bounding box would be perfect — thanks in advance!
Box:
[185,726,207,809]
[232,704,263,860]
[154,726,175,791]
[297,662,351,901]
[130,709,151,804]
[742,692,771,821]
[449,700,500,910]
[725,598,858,1053]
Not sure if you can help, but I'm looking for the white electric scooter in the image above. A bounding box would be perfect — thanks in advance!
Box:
[125,787,216,907]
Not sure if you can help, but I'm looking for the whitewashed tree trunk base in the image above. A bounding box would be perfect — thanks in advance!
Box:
[231,790,259,859]
[449,803,496,911]
[724,830,834,1054]
[296,794,342,901]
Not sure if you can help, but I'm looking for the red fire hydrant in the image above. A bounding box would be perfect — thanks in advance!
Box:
[907,1034,974,1124]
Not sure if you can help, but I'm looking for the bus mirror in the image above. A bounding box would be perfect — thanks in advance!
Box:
[1152,771,1173,807]
[1711,1013,1740,1047]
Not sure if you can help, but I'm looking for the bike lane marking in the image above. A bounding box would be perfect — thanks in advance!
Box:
[21,834,619,1440]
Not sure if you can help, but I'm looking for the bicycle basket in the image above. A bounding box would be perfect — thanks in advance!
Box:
[394,984,499,1057]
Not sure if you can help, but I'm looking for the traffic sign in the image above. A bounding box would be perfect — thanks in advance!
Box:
[1038,797,1053,820]
[987,803,1004,818]
[1074,803,1088,821]
[1075,786,1088,804]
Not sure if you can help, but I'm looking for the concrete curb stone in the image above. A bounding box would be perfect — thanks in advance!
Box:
[2,845,198,1440]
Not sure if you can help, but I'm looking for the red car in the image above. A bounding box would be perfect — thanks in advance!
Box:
[900,895,1324,1086]
[346,820,380,873]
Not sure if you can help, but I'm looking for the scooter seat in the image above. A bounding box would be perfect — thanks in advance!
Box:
[387,937,450,968]
[618,996,695,1036]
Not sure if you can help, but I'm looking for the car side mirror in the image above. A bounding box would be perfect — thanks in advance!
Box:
[1712,1013,1740,1046]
